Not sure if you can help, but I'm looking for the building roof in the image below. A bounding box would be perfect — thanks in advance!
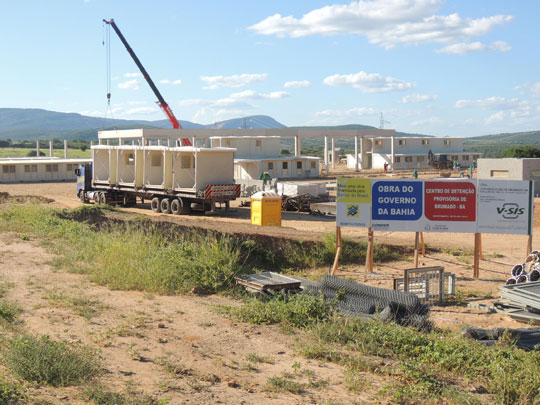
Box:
[234,155,321,162]
[98,128,396,140]
[0,158,91,165]
[92,145,236,153]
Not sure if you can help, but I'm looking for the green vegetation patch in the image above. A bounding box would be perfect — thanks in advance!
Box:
[219,293,332,328]
[5,334,101,387]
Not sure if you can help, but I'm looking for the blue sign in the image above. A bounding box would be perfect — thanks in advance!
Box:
[372,181,422,221]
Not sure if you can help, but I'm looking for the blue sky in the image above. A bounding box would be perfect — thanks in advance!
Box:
[1,1,539,137]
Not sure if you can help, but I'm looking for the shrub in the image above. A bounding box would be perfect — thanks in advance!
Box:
[5,335,100,386]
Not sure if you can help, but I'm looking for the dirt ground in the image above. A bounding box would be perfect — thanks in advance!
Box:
[0,181,536,331]
[0,179,537,402]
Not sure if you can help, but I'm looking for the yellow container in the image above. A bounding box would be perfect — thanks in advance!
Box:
[251,192,282,226]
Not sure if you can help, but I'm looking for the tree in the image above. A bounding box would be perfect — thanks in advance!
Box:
[499,146,540,158]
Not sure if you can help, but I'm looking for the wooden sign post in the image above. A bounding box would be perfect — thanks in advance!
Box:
[414,232,420,268]
[365,227,374,278]
[420,232,426,257]
[473,233,481,279]
[331,226,343,275]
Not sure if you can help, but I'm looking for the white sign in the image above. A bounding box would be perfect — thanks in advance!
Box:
[336,178,533,236]
[477,180,533,235]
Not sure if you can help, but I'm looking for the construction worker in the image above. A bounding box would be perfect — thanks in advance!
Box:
[413,169,418,179]
[383,162,388,173]
[260,171,271,187]
[469,165,474,178]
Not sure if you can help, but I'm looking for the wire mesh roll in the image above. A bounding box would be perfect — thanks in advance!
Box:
[511,264,525,277]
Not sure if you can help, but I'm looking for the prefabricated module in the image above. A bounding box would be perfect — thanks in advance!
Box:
[76,129,240,214]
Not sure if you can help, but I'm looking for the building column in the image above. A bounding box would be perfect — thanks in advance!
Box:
[354,136,359,172]
[49,140,53,157]
[157,139,161,146]
[167,139,171,147]
[36,141,40,156]
[324,136,328,167]
[331,138,336,169]
[294,136,299,155]
[64,140,68,159]
[359,137,363,169]
[119,139,124,146]
[391,135,395,169]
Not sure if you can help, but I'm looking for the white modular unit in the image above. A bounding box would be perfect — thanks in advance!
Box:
[0,158,91,183]
[92,146,117,185]
[92,145,236,195]
[276,181,327,197]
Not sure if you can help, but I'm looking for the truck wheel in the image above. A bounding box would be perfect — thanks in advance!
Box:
[170,199,181,215]
[160,198,171,214]
[93,193,100,204]
[98,192,107,205]
[151,197,161,213]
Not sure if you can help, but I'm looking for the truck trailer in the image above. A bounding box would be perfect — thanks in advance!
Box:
[76,143,240,214]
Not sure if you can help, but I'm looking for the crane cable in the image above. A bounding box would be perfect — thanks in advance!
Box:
[102,22,115,125]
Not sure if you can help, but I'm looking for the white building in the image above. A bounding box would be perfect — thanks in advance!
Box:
[210,136,320,180]
[0,157,91,183]
[477,158,540,196]
[346,137,481,170]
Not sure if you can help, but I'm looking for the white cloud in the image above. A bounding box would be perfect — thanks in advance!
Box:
[436,40,511,54]
[316,107,378,117]
[410,117,443,126]
[249,0,512,50]
[124,107,157,115]
[229,90,290,100]
[401,93,437,103]
[200,73,267,90]
[160,79,182,85]
[118,79,140,90]
[531,83,540,97]
[485,111,505,124]
[455,96,520,110]
[323,71,413,93]
[284,80,311,88]
[124,72,141,78]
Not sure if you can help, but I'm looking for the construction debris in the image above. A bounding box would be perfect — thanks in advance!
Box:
[393,267,455,305]
[235,272,301,293]
[505,250,540,285]
[496,250,540,324]
[303,275,432,330]
[281,193,331,212]
[463,326,540,350]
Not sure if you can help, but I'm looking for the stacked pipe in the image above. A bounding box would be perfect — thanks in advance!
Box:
[304,275,431,330]
[505,250,540,285]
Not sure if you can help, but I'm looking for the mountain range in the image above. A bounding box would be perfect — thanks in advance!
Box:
[0,108,538,156]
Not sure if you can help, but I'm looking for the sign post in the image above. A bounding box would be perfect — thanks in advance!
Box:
[331,226,343,275]
[414,232,420,268]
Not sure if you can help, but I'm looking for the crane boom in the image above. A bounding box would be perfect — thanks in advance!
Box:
[103,18,192,146]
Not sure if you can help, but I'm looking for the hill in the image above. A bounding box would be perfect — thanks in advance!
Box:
[0,108,539,158]
[0,108,204,141]
[463,130,540,157]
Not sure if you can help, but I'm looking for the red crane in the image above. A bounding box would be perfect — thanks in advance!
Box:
[103,19,192,146]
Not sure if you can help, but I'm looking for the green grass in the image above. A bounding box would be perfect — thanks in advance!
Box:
[0,375,26,404]
[219,293,332,328]
[0,147,90,159]
[265,375,305,394]
[222,289,540,404]
[0,300,20,325]
[0,204,403,296]
[45,290,108,319]
[5,334,101,387]
[246,352,275,364]
[83,383,160,405]
[0,204,250,294]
